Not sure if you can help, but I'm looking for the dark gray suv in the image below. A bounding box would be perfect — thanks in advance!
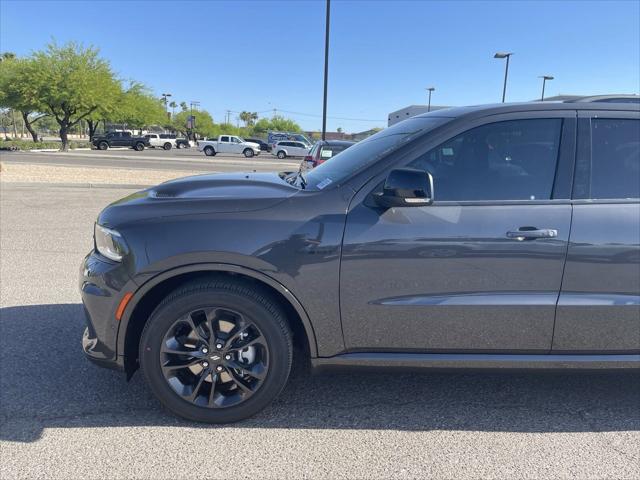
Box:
[81,102,640,422]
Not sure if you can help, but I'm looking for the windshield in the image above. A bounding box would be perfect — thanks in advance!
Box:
[303,117,451,190]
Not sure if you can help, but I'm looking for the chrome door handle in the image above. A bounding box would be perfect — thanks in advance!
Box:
[506,228,558,240]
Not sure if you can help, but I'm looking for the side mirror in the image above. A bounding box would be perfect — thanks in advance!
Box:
[374,168,434,208]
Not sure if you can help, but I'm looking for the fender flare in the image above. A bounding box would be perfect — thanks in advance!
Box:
[117,263,318,358]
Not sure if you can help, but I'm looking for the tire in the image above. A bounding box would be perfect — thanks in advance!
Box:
[139,278,292,423]
[135,142,145,151]
[204,146,216,156]
[277,150,286,159]
[243,148,254,158]
[98,141,108,150]
[163,143,172,151]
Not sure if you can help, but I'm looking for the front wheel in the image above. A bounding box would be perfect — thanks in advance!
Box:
[98,141,108,150]
[139,279,292,423]
[243,148,254,158]
[163,143,172,150]
[277,150,286,159]
[204,146,216,156]
[134,142,145,151]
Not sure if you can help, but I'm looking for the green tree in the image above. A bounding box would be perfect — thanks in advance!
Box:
[169,101,177,117]
[28,42,121,150]
[112,82,166,130]
[172,109,216,138]
[179,101,188,112]
[239,111,258,127]
[252,115,301,136]
[0,53,25,140]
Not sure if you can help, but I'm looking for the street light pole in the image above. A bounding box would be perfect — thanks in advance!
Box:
[493,52,513,102]
[539,75,554,101]
[426,87,435,112]
[161,93,172,121]
[321,0,331,141]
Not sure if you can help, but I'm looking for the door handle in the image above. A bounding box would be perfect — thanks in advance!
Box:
[506,228,558,241]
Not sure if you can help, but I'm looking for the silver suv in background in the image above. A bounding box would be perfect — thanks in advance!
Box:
[271,140,311,159]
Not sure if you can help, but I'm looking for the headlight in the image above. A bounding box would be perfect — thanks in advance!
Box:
[94,224,128,262]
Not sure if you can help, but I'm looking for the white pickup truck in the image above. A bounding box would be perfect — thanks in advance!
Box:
[144,133,177,150]
[197,135,261,158]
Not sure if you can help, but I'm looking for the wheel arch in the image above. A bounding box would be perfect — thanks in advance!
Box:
[118,263,318,377]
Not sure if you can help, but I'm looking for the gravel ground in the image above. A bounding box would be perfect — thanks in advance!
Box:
[1,185,639,480]
[0,162,204,185]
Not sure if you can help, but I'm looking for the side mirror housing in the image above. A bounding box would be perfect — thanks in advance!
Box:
[374,168,434,208]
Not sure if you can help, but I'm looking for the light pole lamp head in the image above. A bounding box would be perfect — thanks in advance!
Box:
[494,52,513,59]
[539,75,554,81]
[426,87,435,92]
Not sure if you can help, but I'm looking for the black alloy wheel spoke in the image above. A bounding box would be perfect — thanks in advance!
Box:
[162,358,203,372]
[186,369,210,401]
[208,374,219,407]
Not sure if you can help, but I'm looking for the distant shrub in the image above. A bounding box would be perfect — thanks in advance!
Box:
[0,139,92,151]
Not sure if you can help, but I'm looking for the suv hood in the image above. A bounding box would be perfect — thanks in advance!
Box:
[98,172,299,227]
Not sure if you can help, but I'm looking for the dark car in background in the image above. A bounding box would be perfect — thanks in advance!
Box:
[301,139,356,172]
[245,138,270,152]
[92,131,150,151]
[81,102,639,423]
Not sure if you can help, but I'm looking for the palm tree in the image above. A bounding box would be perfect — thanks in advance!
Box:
[169,101,177,118]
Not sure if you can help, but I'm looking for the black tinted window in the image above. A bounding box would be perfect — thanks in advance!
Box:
[408,119,562,201]
[590,118,640,199]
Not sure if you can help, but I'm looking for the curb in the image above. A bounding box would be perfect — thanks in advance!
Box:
[0,181,151,190]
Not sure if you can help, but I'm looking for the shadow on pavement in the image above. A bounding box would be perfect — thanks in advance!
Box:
[1,303,638,442]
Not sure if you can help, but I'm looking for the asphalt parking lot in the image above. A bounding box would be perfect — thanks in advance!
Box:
[1,184,639,479]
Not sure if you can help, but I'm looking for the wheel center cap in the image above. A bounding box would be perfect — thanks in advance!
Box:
[209,354,221,361]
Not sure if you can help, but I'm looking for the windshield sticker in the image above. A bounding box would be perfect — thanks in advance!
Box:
[321,150,333,158]
[316,178,333,189]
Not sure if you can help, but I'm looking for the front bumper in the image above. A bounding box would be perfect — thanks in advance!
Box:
[80,250,134,371]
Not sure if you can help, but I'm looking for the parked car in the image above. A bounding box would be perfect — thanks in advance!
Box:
[92,131,149,151]
[175,137,193,149]
[245,138,270,152]
[300,139,356,172]
[81,101,640,423]
[272,140,310,159]
[145,133,176,150]
[267,131,313,152]
[197,135,261,157]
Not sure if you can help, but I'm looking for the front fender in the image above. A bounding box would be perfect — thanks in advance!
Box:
[116,262,319,358]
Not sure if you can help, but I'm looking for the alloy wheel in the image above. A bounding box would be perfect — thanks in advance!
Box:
[160,307,269,408]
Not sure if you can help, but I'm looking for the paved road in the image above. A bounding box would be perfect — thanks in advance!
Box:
[1,148,300,173]
[1,185,639,479]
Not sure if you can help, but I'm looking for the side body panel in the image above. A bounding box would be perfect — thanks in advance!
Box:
[554,111,640,352]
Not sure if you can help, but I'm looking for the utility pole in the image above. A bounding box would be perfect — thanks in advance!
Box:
[321,0,331,140]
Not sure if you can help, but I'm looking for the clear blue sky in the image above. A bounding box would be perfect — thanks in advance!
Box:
[1,0,639,132]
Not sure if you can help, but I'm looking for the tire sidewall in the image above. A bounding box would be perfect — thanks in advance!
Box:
[99,141,108,150]
[164,143,172,150]
[135,142,145,151]
[140,288,291,423]
[277,151,286,159]
[204,146,215,156]
[243,148,254,158]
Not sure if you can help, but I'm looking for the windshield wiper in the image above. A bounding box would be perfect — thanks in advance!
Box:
[298,171,307,189]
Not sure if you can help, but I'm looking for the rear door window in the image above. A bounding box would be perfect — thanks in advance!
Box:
[589,118,640,199]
